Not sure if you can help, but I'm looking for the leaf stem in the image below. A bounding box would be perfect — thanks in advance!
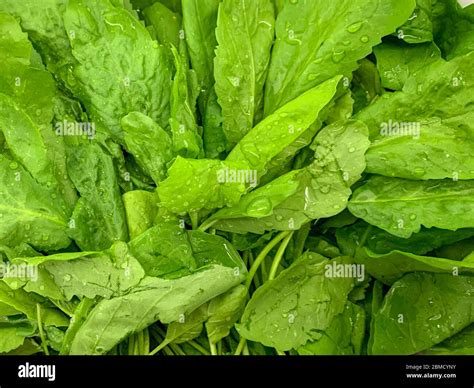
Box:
[209,338,217,356]
[198,218,218,232]
[268,232,294,281]
[245,231,291,290]
[187,340,211,355]
[189,211,199,230]
[36,304,49,356]
[247,250,260,289]
[234,337,246,356]
[169,343,185,356]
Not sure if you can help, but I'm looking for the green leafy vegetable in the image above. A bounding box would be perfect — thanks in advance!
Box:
[0,0,472,357]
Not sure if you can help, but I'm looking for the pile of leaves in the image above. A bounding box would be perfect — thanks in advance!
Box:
[0,0,473,356]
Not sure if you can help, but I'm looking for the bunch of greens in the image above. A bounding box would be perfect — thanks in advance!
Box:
[0,0,473,356]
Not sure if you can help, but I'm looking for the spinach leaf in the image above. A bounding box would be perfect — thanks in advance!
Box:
[349,176,474,238]
[5,242,145,300]
[264,0,416,113]
[353,248,474,285]
[70,264,245,354]
[121,112,174,185]
[214,0,275,148]
[370,273,474,355]
[297,302,365,355]
[212,120,369,233]
[63,0,173,139]
[237,253,354,351]
[66,142,128,250]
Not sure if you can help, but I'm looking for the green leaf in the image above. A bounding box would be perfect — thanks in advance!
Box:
[0,327,28,354]
[162,304,209,346]
[348,176,474,238]
[214,0,275,148]
[3,339,41,355]
[157,157,250,215]
[60,298,95,355]
[123,190,158,240]
[66,142,128,250]
[69,265,245,354]
[169,46,203,159]
[433,0,474,60]
[142,2,182,47]
[5,242,145,300]
[182,0,225,158]
[357,51,474,141]
[425,324,474,355]
[129,223,247,278]
[0,13,32,67]
[395,0,433,43]
[374,41,441,91]
[226,76,341,176]
[370,273,474,355]
[237,253,354,351]
[0,282,69,327]
[351,59,382,113]
[0,0,74,80]
[206,284,247,344]
[264,0,416,113]
[212,120,369,233]
[297,302,365,355]
[336,221,474,257]
[0,154,71,251]
[366,119,474,180]
[353,248,474,285]
[121,112,174,184]
[63,0,173,139]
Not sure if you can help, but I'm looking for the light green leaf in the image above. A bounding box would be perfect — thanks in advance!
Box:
[214,0,275,148]
[237,253,354,351]
[370,273,474,355]
[348,176,474,238]
[70,265,245,354]
[264,0,416,113]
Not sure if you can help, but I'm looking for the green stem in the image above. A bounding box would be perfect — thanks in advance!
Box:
[234,337,246,356]
[268,232,294,281]
[149,326,170,356]
[245,231,291,290]
[36,304,49,356]
[128,334,136,355]
[243,343,250,356]
[142,328,150,354]
[247,250,260,289]
[169,343,185,356]
[198,218,218,232]
[209,338,217,356]
[188,340,211,355]
[260,255,268,283]
[149,339,170,356]
[276,349,286,356]
[189,212,199,230]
